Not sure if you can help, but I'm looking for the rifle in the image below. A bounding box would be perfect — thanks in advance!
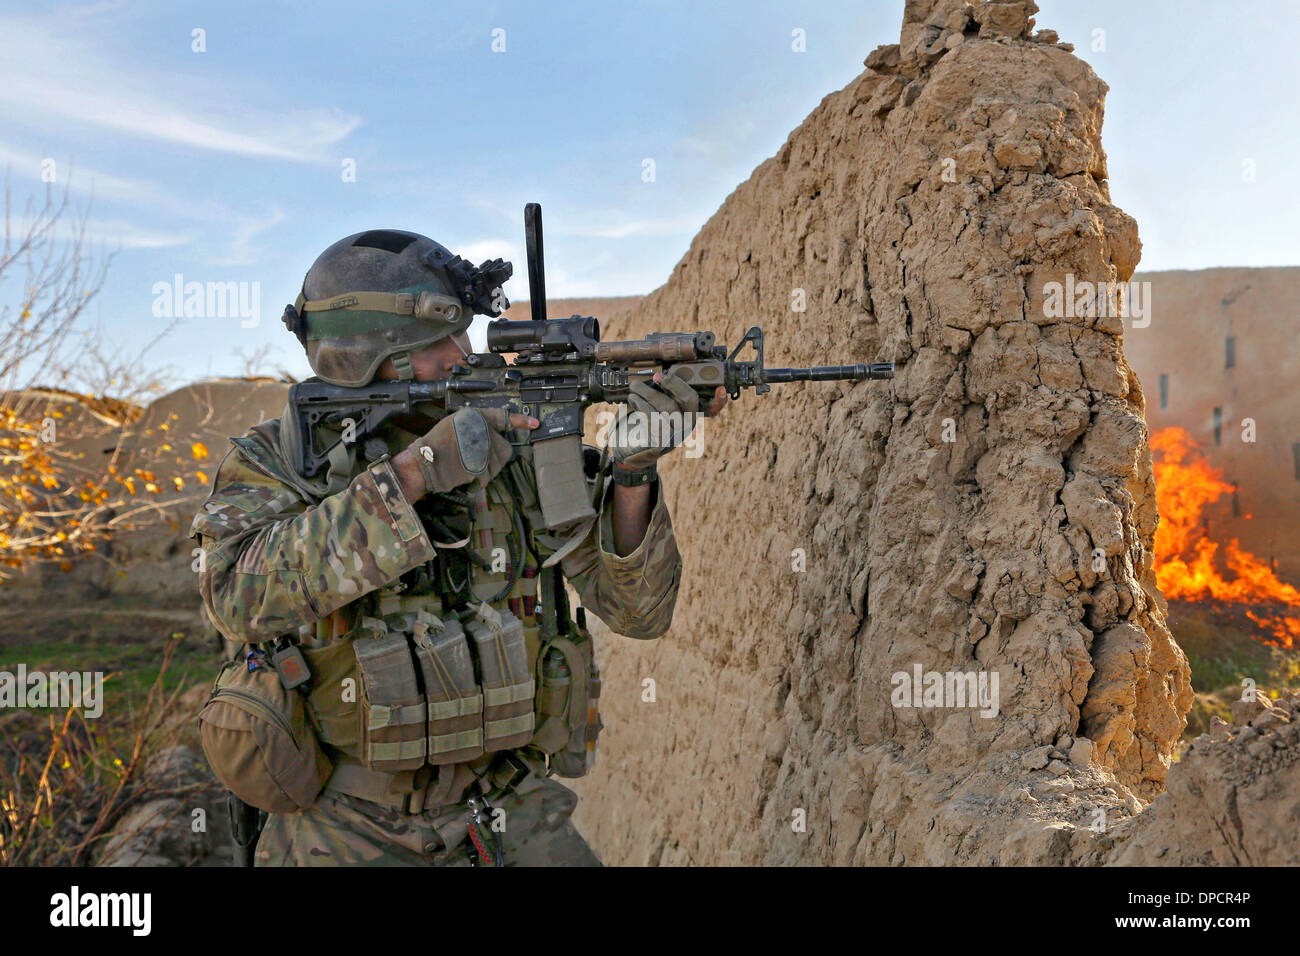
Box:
[286,203,893,531]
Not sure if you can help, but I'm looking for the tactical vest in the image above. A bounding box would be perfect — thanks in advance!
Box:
[223,411,602,787]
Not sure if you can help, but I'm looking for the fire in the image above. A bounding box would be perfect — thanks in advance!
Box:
[1151,427,1300,648]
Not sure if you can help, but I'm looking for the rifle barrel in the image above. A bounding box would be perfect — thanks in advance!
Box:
[764,363,893,383]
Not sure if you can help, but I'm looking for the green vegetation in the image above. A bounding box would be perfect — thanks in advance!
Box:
[0,619,216,866]
[1169,599,1300,745]
[1173,602,1300,696]
[0,634,212,718]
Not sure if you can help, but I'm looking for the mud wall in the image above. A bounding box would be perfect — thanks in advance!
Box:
[567,0,1193,865]
[519,268,1300,587]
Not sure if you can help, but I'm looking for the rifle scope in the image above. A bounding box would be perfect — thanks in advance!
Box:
[486,316,600,355]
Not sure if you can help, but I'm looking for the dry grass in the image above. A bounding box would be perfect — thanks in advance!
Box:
[0,635,207,866]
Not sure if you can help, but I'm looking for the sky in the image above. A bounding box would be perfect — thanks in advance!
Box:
[1,0,1296,387]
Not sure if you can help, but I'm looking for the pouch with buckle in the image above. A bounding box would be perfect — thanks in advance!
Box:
[532,606,602,778]
[354,618,427,771]
[465,604,535,752]
[410,610,486,765]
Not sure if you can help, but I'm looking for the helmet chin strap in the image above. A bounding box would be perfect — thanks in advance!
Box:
[390,334,470,381]
[390,351,416,380]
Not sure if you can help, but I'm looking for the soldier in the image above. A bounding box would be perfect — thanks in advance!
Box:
[190,229,725,866]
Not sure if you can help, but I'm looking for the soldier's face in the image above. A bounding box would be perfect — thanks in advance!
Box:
[375,332,472,382]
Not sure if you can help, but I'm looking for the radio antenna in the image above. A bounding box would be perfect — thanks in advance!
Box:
[524,202,547,324]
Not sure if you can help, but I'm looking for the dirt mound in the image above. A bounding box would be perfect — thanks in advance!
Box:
[10,386,143,426]
[566,0,1204,865]
[0,387,131,467]
[504,297,642,325]
[1106,689,1298,865]
[94,379,289,604]
[1,379,287,610]
[96,743,230,867]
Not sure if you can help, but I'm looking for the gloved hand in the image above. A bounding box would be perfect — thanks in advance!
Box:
[393,407,533,500]
[610,368,705,471]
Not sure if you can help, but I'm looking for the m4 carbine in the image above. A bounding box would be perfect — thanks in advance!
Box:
[287,203,893,531]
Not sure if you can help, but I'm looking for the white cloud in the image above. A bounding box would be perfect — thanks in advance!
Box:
[205,207,288,267]
[0,14,360,162]
[86,220,193,249]
[15,214,194,249]
[679,113,759,158]
[54,0,128,18]
[0,141,284,262]
[0,140,201,214]
[457,239,520,265]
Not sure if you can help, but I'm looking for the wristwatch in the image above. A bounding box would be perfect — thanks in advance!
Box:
[611,462,658,487]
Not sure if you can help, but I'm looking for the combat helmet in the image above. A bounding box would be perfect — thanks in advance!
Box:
[282,229,512,387]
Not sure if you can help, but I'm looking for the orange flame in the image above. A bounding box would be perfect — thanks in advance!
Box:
[1152,427,1300,648]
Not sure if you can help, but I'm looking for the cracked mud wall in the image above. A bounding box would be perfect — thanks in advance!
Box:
[568,0,1194,865]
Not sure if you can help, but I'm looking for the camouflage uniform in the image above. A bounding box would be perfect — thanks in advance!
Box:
[255,774,598,867]
[192,412,681,866]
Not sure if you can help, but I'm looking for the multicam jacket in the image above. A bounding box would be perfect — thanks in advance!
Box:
[190,413,681,804]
